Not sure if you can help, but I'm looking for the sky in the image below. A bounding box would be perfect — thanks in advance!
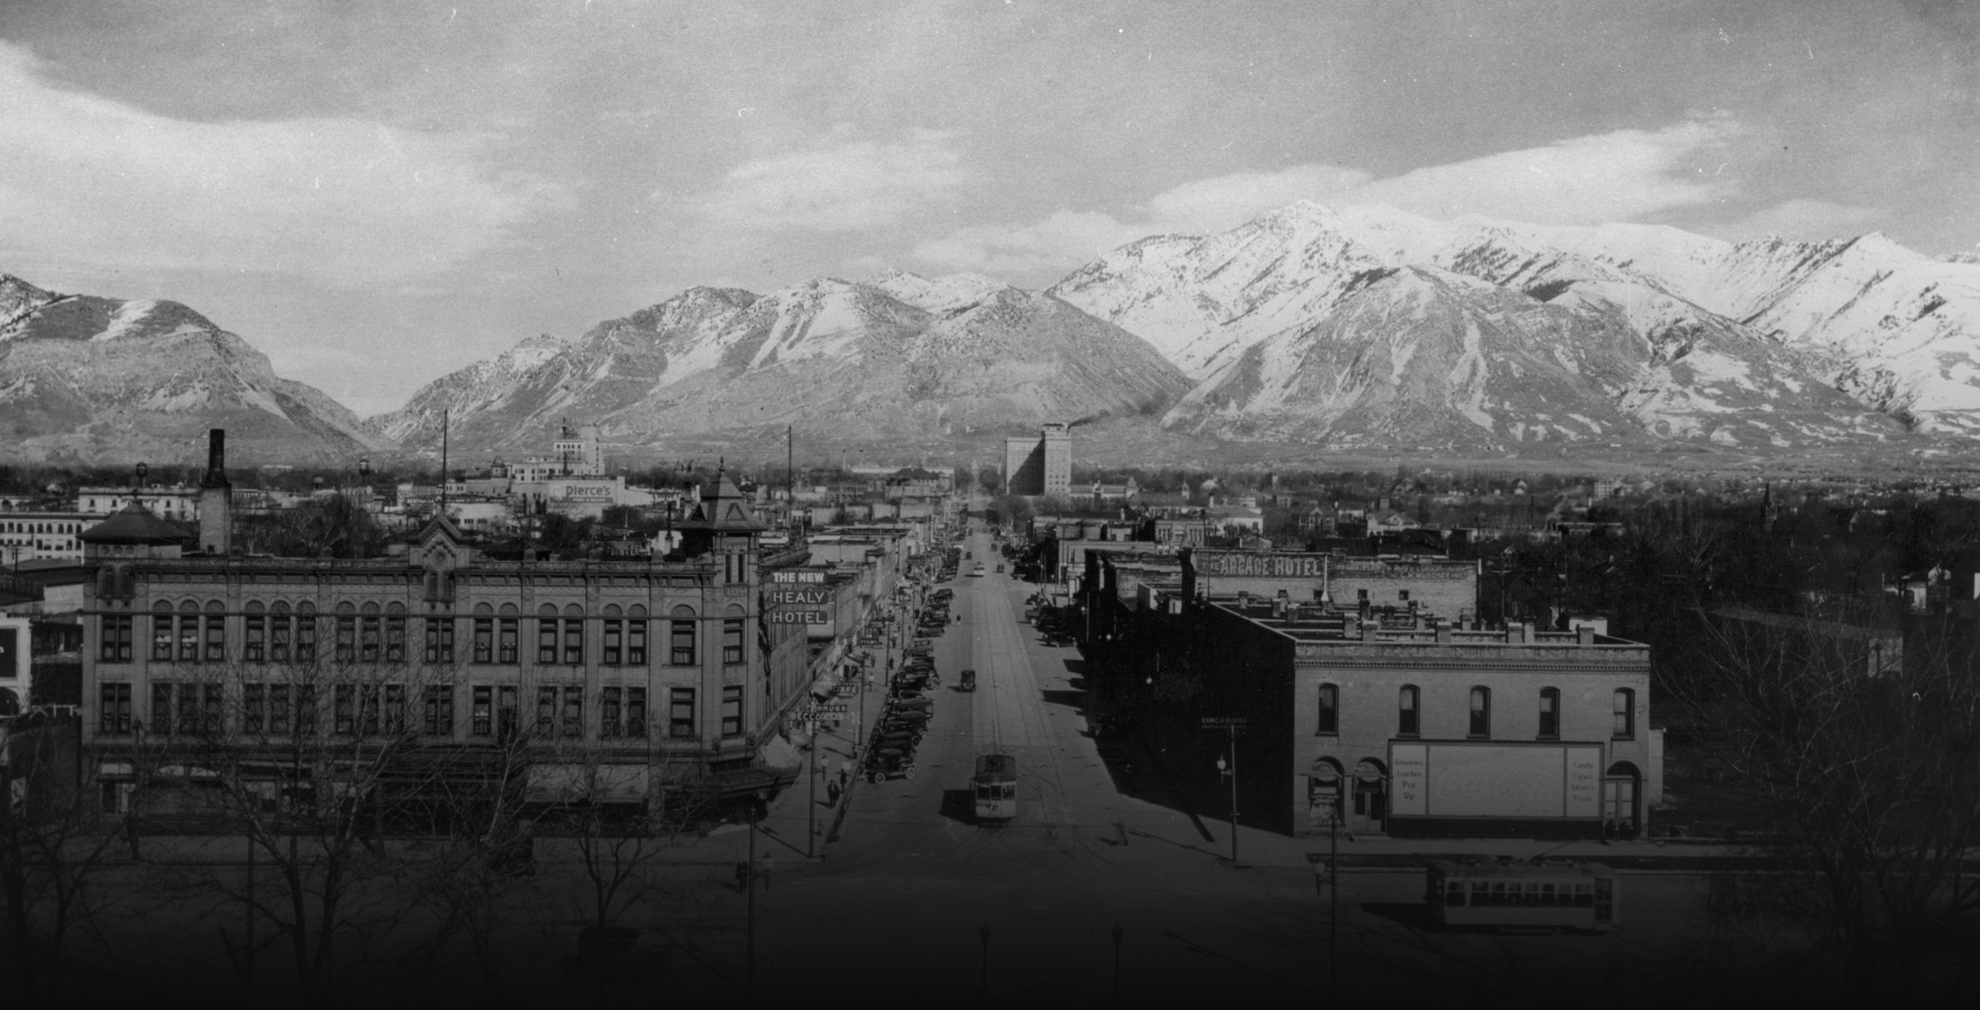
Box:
[2,0,1976,416]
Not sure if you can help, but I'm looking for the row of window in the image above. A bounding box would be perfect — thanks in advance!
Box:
[1315,685,1637,740]
[97,682,748,741]
[98,614,747,668]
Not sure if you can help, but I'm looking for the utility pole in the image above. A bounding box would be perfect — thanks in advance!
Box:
[806,711,817,858]
[1227,724,1239,866]
[747,794,759,995]
[1330,809,1339,1001]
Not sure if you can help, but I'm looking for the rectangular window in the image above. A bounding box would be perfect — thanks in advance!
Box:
[152,614,173,661]
[335,616,356,663]
[472,685,492,737]
[473,618,493,664]
[204,615,225,661]
[98,683,132,734]
[423,684,453,737]
[601,686,622,738]
[627,621,646,666]
[385,618,406,663]
[244,683,265,734]
[1399,589,1410,602]
[537,686,557,736]
[271,616,291,662]
[100,615,133,662]
[426,618,455,664]
[295,685,317,736]
[563,685,583,738]
[720,684,743,737]
[563,619,583,666]
[1469,687,1491,738]
[1316,683,1338,735]
[201,683,222,736]
[270,684,292,736]
[384,684,406,735]
[1398,686,1419,736]
[670,621,695,666]
[335,684,356,736]
[497,685,519,740]
[245,616,266,662]
[296,617,316,663]
[178,617,198,661]
[603,620,623,665]
[1539,688,1560,739]
[498,618,518,664]
[360,616,381,663]
[151,682,173,734]
[1613,689,1635,739]
[669,687,695,737]
[627,687,647,738]
[538,619,558,664]
[722,618,745,665]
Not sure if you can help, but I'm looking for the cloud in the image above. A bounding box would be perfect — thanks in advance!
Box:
[1345,116,1743,224]
[686,129,967,233]
[915,116,1744,276]
[0,42,564,288]
[1711,199,1887,242]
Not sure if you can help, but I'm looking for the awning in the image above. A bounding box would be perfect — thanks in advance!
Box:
[758,733,803,773]
[524,763,651,804]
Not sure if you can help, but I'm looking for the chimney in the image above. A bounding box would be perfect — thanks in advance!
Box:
[1435,620,1452,644]
[1577,625,1595,646]
[197,428,233,556]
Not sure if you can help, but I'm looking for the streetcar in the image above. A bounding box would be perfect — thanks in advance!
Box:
[1425,859,1620,933]
[972,754,1018,821]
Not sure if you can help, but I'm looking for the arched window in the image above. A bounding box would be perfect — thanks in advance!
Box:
[1612,688,1635,739]
[669,604,697,666]
[1468,686,1491,738]
[1538,687,1560,739]
[1315,683,1339,735]
[1397,685,1419,736]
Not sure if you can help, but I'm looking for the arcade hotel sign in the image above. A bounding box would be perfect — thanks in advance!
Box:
[1191,550,1325,579]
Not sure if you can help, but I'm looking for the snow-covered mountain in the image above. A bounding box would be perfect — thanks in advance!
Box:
[373,272,1192,454]
[0,273,386,465]
[1051,201,1975,447]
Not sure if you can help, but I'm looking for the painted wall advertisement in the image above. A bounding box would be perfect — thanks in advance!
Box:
[1389,742,1603,819]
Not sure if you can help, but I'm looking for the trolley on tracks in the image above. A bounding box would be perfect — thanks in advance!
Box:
[1426,859,1620,933]
[972,754,1017,821]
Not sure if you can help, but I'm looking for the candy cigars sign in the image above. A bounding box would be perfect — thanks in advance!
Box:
[1387,742,1605,819]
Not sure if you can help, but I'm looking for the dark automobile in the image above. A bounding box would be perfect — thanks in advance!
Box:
[864,748,916,783]
[960,668,976,691]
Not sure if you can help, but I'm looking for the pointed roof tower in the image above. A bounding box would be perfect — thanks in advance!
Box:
[678,464,766,558]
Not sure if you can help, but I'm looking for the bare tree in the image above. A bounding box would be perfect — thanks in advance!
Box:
[1678,602,1980,1004]
[0,716,143,1005]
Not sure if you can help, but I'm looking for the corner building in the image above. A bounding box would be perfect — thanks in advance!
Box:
[80,471,812,818]
[1192,601,1658,839]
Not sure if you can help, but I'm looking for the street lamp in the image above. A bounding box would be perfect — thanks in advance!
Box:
[1110,924,1123,1006]
[1216,748,1238,866]
[978,924,991,1005]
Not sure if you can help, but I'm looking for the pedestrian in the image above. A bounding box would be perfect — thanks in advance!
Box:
[761,852,774,890]
[735,860,750,893]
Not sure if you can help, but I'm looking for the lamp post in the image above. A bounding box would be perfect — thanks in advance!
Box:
[1217,733,1238,866]
[978,924,991,1005]
[746,789,764,995]
[1110,923,1123,1006]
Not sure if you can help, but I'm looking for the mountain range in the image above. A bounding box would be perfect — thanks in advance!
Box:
[0,274,382,466]
[6,199,1980,467]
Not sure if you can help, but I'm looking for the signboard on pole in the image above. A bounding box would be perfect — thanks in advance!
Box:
[1200,716,1248,731]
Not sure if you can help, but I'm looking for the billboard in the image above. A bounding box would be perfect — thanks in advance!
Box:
[1389,742,1602,819]
[1190,550,1324,578]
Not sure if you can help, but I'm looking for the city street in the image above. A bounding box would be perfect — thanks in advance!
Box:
[679,524,1720,1003]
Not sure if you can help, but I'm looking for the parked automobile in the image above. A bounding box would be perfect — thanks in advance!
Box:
[960,669,977,691]
[864,748,916,783]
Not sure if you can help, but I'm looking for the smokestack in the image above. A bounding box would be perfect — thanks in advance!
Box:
[201,428,228,488]
[198,428,233,555]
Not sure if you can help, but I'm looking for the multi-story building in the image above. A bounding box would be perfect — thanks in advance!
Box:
[1003,423,1071,497]
[78,485,201,522]
[0,512,97,563]
[78,448,815,821]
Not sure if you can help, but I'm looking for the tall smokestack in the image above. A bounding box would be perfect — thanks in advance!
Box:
[198,428,233,555]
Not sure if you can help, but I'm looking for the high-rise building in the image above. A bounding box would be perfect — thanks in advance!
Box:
[1003,423,1071,497]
